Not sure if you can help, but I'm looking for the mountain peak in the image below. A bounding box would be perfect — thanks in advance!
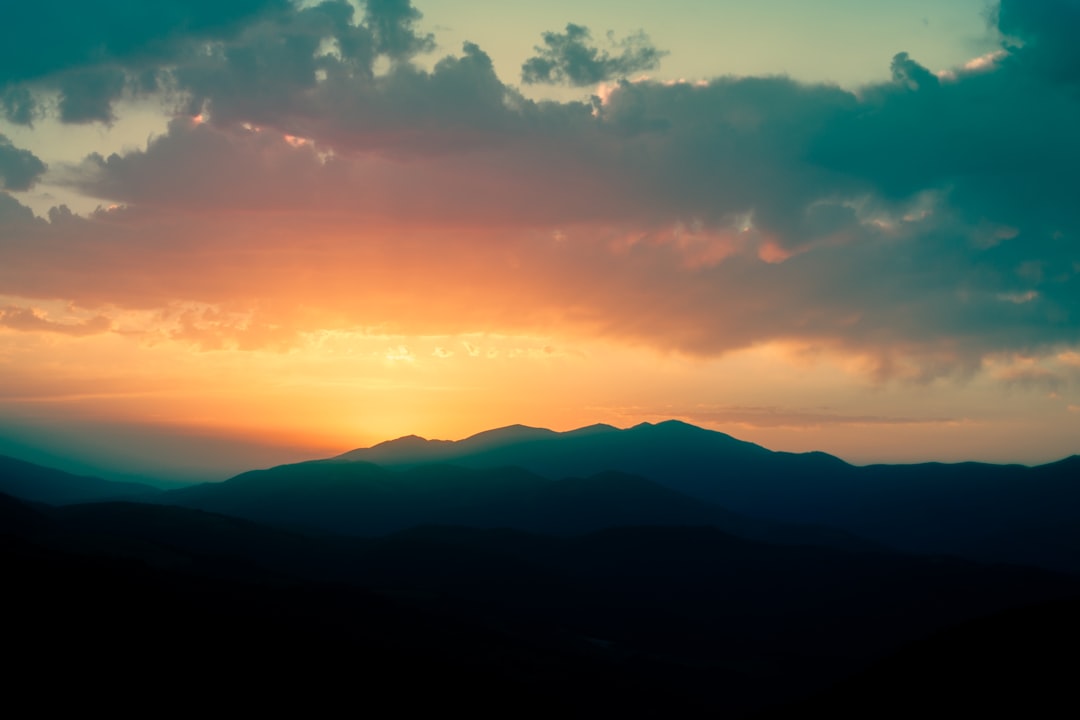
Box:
[654,419,700,430]
[631,419,720,436]
[336,433,450,462]
[379,434,430,446]
[461,424,557,444]
[566,423,619,436]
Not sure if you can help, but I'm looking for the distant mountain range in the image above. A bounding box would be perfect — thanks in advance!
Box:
[335,420,1080,571]
[5,420,1079,570]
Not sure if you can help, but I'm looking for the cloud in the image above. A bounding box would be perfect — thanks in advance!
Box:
[0,0,291,126]
[0,0,287,126]
[164,303,300,351]
[0,134,46,191]
[0,194,35,225]
[521,23,667,86]
[171,1,377,127]
[57,68,128,124]
[996,0,1080,83]
[362,0,435,60]
[667,405,956,429]
[2,86,38,125]
[0,305,111,336]
[0,0,438,126]
[995,364,1067,393]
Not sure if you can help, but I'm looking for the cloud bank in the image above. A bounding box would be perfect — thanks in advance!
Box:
[1,0,1078,382]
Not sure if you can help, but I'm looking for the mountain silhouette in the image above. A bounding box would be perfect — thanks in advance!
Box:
[6,421,1080,571]
[337,421,1080,571]
[344,423,565,465]
[339,420,853,520]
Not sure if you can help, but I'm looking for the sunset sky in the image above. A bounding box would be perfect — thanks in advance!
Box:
[2,0,1078,482]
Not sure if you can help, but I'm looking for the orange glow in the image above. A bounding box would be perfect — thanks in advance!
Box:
[4,308,1077,472]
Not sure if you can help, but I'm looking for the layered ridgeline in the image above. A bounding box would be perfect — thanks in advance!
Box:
[328,420,1079,571]
[5,420,1079,570]
[4,423,1080,715]
[141,419,1080,571]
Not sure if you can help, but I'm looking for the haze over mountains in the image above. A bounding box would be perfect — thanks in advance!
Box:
[3,419,1078,715]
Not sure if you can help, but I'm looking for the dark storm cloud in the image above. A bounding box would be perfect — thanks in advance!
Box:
[173,0,387,129]
[996,0,1080,83]
[592,75,864,243]
[170,1,523,153]
[1,0,443,126]
[0,0,288,85]
[57,68,128,124]
[0,0,287,126]
[521,24,667,86]
[0,135,46,191]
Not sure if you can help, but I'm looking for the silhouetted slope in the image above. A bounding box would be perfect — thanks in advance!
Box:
[4,506,708,715]
[164,461,549,534]
[161,459,872,549]
[341,420,856,517]
[337,422,1080,571]
[0,454,161,504]
[342,424,563,465]
[5,491,1078,716]
[52,499,348,582]
[765,596,1080,718]
[358,524,1077,662]
[0,489,51,535]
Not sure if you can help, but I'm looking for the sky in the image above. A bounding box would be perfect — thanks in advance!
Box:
[1,0,1078,482]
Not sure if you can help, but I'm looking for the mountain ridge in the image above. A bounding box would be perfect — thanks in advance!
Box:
[0,454,161,505]
[6,421,1079,570]
[329,420,1080,571]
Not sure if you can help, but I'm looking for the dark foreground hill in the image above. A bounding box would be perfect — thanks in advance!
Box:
[4,491,1079,716]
